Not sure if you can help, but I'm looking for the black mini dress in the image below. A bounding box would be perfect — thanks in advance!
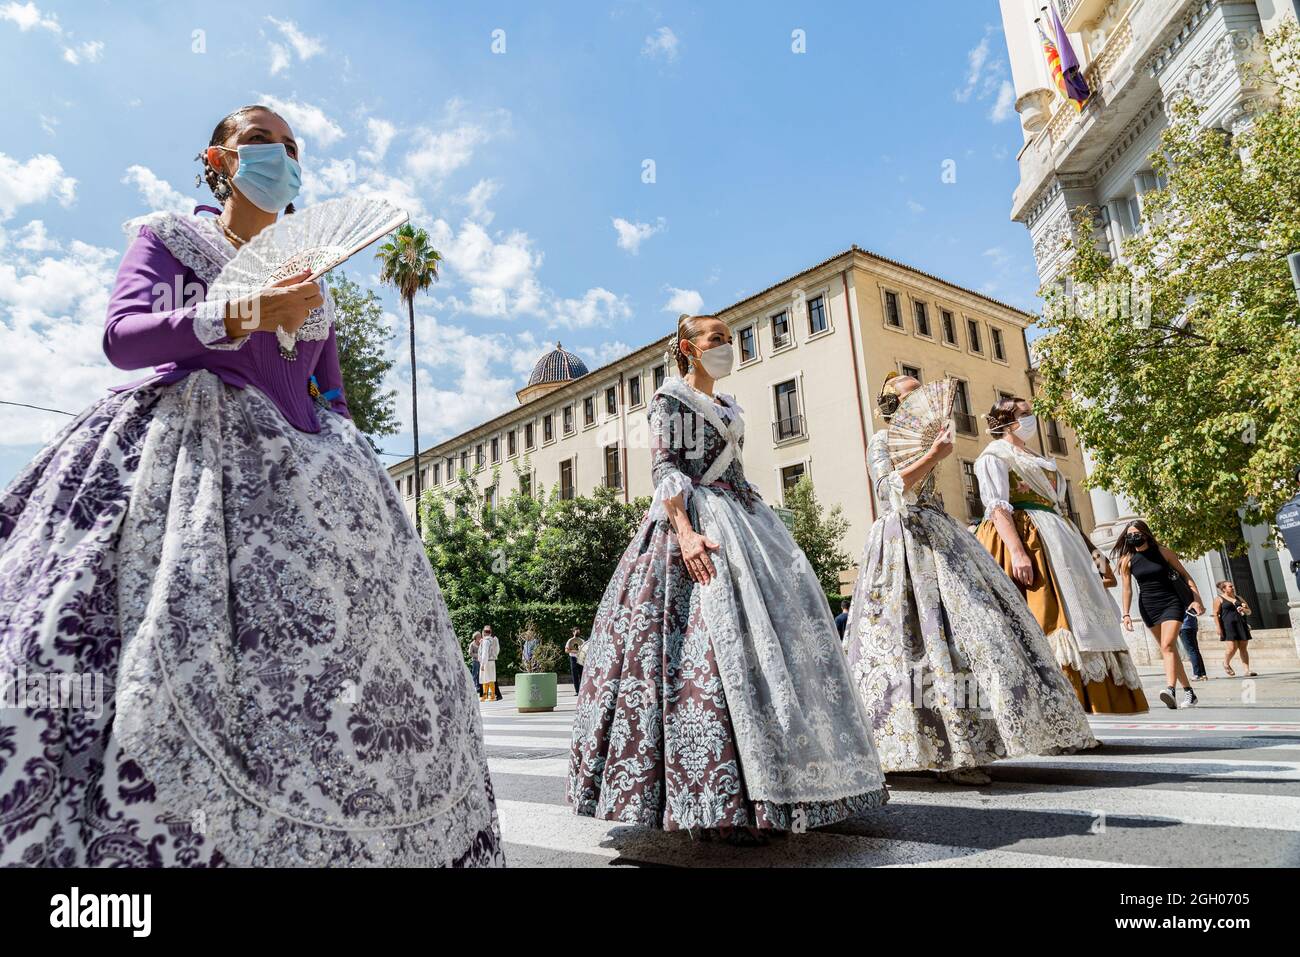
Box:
[1217,597,1252,642]
[1130,547,1187,627]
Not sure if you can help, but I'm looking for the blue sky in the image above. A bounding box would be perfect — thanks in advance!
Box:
[0,0,1035,484]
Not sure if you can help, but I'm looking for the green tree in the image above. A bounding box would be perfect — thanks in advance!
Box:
[534,485,651,603]
[784,475,852,593]
[1033,26,1300,557]
[324,272,397,448]
[375,224,442,537]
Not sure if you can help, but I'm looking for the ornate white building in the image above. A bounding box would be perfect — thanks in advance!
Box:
[998,0,1300,656]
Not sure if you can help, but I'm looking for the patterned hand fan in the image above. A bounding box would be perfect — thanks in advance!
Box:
[208,196,408,358]
[886,378,958,470]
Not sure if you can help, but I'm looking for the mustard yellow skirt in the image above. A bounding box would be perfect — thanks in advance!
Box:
[977,512,1149,715]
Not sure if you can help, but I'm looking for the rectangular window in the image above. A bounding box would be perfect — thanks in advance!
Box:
[941,309,957,345]
[780,463,805,499]
[900,364,922,382]
[524,423,535,450]
[459,450,469,472]
[1047,418,1068,455]
[432,463,441,485]
[771,310,791,349]
[738,324,757,363]
[991,327,1006,361]
[405,474,413,496]
[583,396,595,426]
[967,319,983,354]
[485,485,498,510]
[961,460,982,521]
[773,380,804,441]
[603,444,621,489]
[475,443,484,470]
[543,414,554,443]
[520,472,532,497]
[1062,478,1081,526]
[628,375,642,407]
[563,404,574,435]
[559,459,574,500]
[913,301,931,337]
[653,364,666,389]
[953,380,977,436]
[807,294,828,335]
[490,436,500,463]
[445,456,455,482]
[884,291,902,328]
[507,430,517,457]
[605,385,617,416]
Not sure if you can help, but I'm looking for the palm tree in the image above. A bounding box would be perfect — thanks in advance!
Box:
[376,224,441,538]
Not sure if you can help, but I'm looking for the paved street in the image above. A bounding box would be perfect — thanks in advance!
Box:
[483,668,1300,867]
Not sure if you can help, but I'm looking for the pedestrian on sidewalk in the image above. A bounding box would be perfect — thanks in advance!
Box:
[565,628,586,693]
[834,598,851,640]
[1113,520,1205,710]
[479,625,501,702]
[1178,610,1208,681]
[1214,581,1257,677]
[469,631,483,697]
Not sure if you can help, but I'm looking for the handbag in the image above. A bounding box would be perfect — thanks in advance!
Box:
[1165,561,1195,610]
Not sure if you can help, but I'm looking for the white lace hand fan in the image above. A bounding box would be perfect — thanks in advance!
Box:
[887,378,958,470]
[208,196,408,359]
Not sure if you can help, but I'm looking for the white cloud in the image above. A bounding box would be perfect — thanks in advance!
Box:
[0,152,77,220]
[266,16,325,62]
[358,117,397,165]
[989,80,1016,123]
[612,216,664,254]
[268,42,291,76]
[461,178,499,223]
[642,26,679,61]
[429,219,546,319]
[14,219,58,252]
[550,287,632,330]
[39,113,58,136]
[405,124,487,183]
[62,39,102,64]
[0,236,122,445]
[955,24,1013,125]
[662,287,704,315]
[254,93,346,149]
[906,199,925,214]
[0,2,60,33]
[121,165,193,214]
[954,35,990,103]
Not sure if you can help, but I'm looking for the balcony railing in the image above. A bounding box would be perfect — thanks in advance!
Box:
[773,415,806,442]
[1048,431,1068,455]
[954,411,978,436]
[603,472,622,489]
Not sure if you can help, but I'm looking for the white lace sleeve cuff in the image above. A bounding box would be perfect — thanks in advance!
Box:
[194,298,249,351]
[877,471,908,512]
[983,499,1014,520]
[648,470,694,522]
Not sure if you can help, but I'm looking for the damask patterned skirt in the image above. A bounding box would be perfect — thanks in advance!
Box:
[845,504,1097,773]
[0,372,503,867]
[567,506,887,832]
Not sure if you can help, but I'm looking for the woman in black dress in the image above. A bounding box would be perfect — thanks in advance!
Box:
[1113,520,1205,709]
[1214,581,1256,677]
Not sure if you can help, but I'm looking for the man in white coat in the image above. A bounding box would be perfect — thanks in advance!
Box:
[478,625,501,702]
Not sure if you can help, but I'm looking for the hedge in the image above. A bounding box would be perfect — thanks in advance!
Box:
[448,601,600,685]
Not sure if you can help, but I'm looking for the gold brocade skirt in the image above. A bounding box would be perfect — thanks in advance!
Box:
[977,510,1149,715]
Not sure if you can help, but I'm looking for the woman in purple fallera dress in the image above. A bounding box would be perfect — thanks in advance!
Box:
[0,105,503,867]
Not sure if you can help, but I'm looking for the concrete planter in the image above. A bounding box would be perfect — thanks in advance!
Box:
[515,672,557,713]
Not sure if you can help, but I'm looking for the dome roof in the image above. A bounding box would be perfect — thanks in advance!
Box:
[527,342,589,387]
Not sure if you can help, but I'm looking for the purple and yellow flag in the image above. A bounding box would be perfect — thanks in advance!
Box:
[1035,18,1084,112]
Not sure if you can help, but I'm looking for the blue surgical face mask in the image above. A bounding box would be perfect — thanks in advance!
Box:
[220,143,301,212]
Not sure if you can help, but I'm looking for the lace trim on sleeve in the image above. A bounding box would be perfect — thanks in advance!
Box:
[648,470,693,523]
[983,499,1014,520]
[193,298,248,351]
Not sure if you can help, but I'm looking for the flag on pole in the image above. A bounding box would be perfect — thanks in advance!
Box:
[1049,2,1092,105]
[1034,17,1084,112]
